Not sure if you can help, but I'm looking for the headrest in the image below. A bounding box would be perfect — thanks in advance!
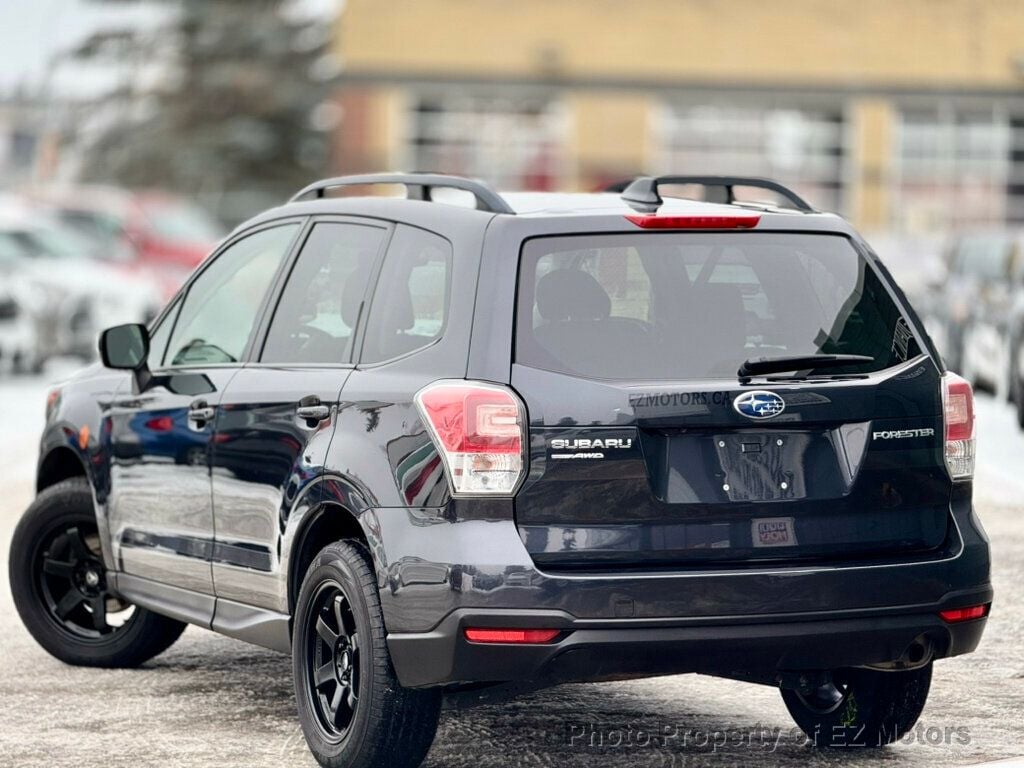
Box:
[536,269,611,322]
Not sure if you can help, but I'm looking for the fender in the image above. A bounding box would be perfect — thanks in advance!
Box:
[36,366,129,570]
[282,472,377,615]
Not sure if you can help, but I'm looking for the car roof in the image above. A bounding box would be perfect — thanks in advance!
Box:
[238,190,851,238]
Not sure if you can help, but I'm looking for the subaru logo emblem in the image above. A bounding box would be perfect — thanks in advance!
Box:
[733,390,786,420]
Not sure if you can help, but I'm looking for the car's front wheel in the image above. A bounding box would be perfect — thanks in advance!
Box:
[293,540,441,768]
[781,664,932,748]
[9,477,187,667]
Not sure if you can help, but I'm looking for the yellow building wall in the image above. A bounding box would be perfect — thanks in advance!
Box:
[336,0,1024,87]
[850,99,895,230]
[331,0,1024,226]
[568,93,651,188]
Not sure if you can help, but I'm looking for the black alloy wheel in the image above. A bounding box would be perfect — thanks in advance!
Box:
[292,540,441,768]
[793,673,852,715]
[306,581,361,740]
[10,477,187,667]
[37,523,134,638]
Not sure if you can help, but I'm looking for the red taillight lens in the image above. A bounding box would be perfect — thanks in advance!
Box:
[942,373,975,480]
[464,628,560,644]
[625,214,761,230]
[939,604,989,623]
[415,380,527,495]
[144,416,175,432]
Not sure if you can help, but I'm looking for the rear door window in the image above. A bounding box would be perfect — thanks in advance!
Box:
[516,232,921,380]
[261,222,386,364]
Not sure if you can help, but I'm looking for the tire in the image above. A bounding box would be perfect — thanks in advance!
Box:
[293,540,441,768]
[9,477,187,668]
[781,664,932,748]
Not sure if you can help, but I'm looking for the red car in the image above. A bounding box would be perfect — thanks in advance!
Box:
[27,186,224,299]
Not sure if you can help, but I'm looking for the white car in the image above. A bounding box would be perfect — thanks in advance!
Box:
[0,280,44,375]
[0,211,162,362]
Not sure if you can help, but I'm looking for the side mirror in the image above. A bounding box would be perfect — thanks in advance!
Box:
[99,323,150,370]
[99,323,153,392]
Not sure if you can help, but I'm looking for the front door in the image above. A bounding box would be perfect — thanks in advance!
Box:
[108,368,238,595]
[107,222,301,597]
[210,219,388,612]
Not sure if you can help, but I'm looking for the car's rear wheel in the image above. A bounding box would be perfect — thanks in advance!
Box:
[293,540,441,768]
[9,477,187,667]
[781,664,932,748]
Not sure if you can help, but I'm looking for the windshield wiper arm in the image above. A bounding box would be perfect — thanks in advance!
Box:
[737,354,874,380]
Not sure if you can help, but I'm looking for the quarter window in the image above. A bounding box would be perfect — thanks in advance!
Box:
[261,222,386,364]
[165,224,297,366]
[360,225,452,364]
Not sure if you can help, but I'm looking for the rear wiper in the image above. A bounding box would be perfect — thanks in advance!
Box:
[737,354,874,381]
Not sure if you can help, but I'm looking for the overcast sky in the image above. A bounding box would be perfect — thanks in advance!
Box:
[0,0,342,97]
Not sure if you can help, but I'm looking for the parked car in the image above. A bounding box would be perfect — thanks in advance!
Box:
[10,174,991,767]
[26,186,224,299]
[928,231,1023,395]
[0,210,162,361]
[1009,283,1024,427]
[0,242,46,374]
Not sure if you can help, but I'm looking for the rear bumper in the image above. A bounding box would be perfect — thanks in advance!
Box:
[370,486,991,688]
[387,587,991,688]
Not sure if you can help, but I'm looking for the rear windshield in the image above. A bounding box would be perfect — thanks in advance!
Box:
[516,232,922,380]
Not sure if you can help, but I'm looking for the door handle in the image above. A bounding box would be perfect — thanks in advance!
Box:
[296,395,330,425]
[188,399,216,424]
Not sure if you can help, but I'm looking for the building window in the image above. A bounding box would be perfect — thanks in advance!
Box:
[653,104,846,214]
[896,106,1021,232]
[406,95,568,191]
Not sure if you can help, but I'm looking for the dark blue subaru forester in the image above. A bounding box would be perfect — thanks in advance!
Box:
[10,174,992,767]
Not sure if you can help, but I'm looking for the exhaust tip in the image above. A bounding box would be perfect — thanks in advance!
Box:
[905,640,928,665]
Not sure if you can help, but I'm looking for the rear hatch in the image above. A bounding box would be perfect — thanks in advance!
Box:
[511,230,950,570]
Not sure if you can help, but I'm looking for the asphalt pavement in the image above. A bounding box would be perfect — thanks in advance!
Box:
[1,366,1023,767]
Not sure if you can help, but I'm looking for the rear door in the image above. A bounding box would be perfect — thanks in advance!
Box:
[511,231,951,570]
[210,219,389,611]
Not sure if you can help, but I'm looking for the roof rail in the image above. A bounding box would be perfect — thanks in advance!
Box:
[608,175,814,213]
[289,173,515,214]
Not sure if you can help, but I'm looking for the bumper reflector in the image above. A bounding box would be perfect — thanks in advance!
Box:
[464,628,560,644]
[938,604,989,623]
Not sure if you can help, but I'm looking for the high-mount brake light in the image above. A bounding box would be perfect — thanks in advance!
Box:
[942,373,975,480]
[414,380,527,496]
[939,604,989,623]
[625,214,761,230]
[464,628,560,644]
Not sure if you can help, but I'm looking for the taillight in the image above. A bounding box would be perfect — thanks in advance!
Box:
[414,380,527,496]
[939,604,989,623]
[464,628,560,644]
[625,214,761,229]
[942,373,975,480]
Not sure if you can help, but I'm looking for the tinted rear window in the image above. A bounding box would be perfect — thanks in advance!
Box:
[516,233,921,380]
